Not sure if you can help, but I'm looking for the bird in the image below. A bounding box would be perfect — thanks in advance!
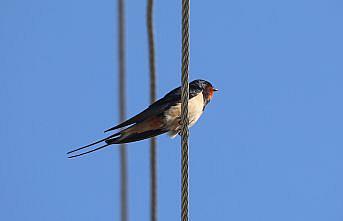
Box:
[67,79,217,158]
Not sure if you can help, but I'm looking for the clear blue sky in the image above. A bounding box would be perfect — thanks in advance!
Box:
[1,0,343,220]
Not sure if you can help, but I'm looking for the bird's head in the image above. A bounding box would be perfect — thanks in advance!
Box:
[190,79,218,101]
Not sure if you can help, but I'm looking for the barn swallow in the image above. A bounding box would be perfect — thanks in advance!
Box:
[67,79,217,158]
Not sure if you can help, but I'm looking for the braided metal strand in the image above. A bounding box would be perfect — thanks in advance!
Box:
[147,0,158,220]
[181,0,190,220]
[118,0,128,220]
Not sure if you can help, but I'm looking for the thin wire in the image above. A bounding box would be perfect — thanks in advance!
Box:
[147,0,157,220]
[118,0,128,220]
[181,0,190,220]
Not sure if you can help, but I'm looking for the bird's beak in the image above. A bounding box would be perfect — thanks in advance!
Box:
[213,88,218,92]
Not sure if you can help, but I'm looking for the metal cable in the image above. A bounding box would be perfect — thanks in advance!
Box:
[147,0,157,220]
[118,0,128,220]
[181,0,190,220]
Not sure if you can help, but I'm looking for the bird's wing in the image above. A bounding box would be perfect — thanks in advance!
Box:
[106,128,167,144]
[104,86,201,132]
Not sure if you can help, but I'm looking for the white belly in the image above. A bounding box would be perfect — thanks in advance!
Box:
[188,92,204,127]
[164,92,204,137]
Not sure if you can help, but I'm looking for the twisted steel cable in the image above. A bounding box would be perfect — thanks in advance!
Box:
[118,0,128,220]
[147,0,158,220]
[180,0,190,220]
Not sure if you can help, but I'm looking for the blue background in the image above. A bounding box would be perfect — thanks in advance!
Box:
[1,0,343,220]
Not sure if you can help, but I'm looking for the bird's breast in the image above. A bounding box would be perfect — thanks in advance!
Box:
[164,92,204,129]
